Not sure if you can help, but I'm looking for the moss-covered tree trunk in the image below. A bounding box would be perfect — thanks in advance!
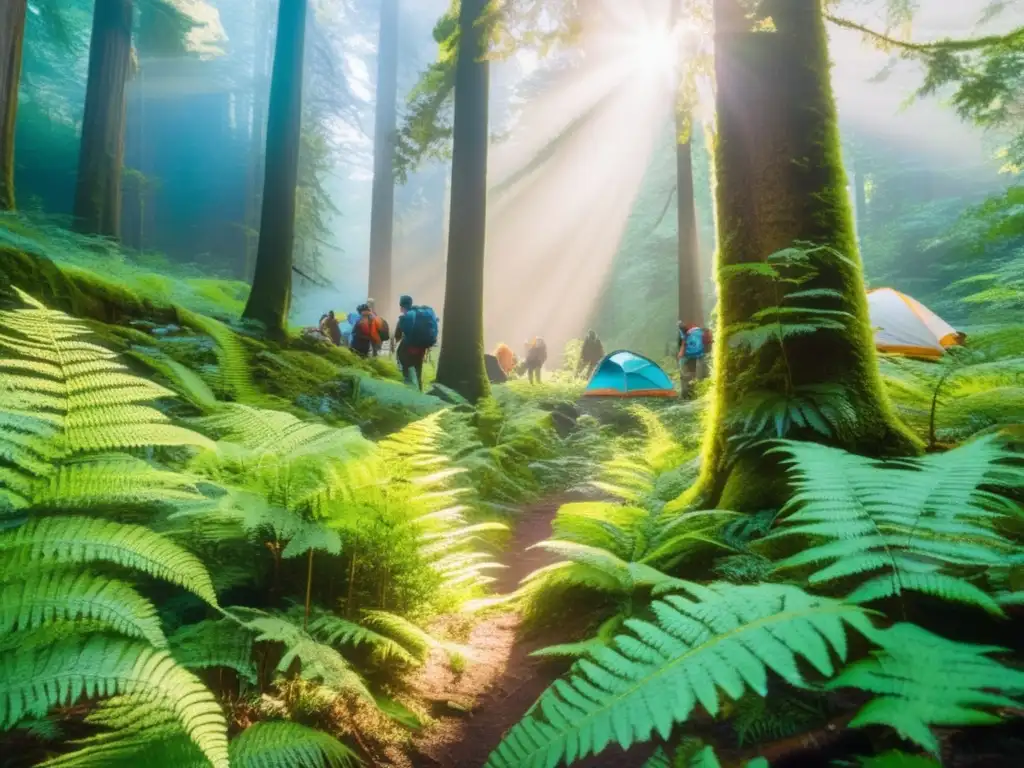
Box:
[73,0,133,238]
[693,0,919,510]
[242,0,308,337]
[0,0,26,212]
[367,0,399,311]
[434,0,490,402]
[676,135,703,325]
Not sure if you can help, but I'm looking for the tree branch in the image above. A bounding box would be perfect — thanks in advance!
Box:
[825,14,1024,55]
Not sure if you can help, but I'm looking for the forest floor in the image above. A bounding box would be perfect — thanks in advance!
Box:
[401,492,650,768]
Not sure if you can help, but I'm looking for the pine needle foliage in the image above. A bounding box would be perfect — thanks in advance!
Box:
[767,437,1023,614]
[485,582,874,768]
[829,622,1024,754]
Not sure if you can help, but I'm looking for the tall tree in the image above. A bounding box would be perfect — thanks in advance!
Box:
[0,0,27,212]
[688,0,919,511]
[244,0,272,281]
[434,0,491,402]
[367,0,400,310]
[73,0,134,238]
[242,0,308,336]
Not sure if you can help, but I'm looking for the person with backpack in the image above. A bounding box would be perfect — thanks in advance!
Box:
[319,310,342,346]
[366,298,390,355]
[576,329,604,380]
[678,321,712,399]
[394,294,438,390]
[524,337,548,384]
[351,303,382,357]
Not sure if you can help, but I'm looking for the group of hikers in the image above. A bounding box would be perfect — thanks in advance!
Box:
[317,298,711,398]
[318,295,438,390]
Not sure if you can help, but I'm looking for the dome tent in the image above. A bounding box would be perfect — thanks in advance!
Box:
[867,288,962,360]
[582,350,676,398]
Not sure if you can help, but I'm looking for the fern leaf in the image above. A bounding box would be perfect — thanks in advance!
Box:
[169,620,258,684]
[1,570,165,648]
[851,751,941,767]
[0,517,218,606]
[307,612,420,666]
[230,720,359,767]
[0,635,228,767]
[486,583,873,767]
[829,622,1024,754]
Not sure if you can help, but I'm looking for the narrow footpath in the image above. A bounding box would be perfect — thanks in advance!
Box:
[404,492,650,768]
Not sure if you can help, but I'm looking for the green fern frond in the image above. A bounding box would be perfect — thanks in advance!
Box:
[243,612,372,701]
[169,619,258,684]
[829,622,1024,754]
[847,750,941,767]
[526,540,685,595]
[1,570,165,648]
[729,384,856,440]
[359,610,437,663]
[230,720,360,767]
[486,583,873,768]
[769,438,1021,613]
[125,346,218,411]
[0,516,219,606]
[176,309,258,403]
[307,612,420,666]
[0,635,229,767]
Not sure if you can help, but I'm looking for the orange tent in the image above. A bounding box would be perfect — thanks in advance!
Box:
[867,287,962,359]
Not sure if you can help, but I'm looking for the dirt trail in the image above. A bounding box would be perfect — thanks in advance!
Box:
[405,493,649,768]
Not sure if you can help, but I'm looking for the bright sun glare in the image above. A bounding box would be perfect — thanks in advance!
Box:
[627,24,678,75]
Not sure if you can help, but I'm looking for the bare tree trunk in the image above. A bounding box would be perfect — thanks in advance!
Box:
[368,0,400,311]
[0,0,27,212]
[242,0,308,336]
[74,0,133,239]
[676,136,702,326]
[434,0,491,402]
[244,0,272,281]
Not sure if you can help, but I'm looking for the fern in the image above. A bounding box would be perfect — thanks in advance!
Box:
[1,569,166,648]
[176,309,258,403]
[485,582,873,768]
[0,516,219,606]
[0,635,229,767]
[229,720,360,767]
[728,384,857,441]
[169,619,258,684]
[844,751,941,767]
[307,611,422,666]
[768,437,1023,614]
[829,622,1024,755]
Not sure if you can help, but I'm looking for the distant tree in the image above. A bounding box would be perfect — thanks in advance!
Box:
[368,0,400,311]
[73,0,135,238]
[688,0,921,512]
[242,0,308,336]
[0,0,27,212]
[433,0,492,401]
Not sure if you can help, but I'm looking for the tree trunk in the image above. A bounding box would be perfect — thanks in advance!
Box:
[676,136,702,326]
[691,0,919,511]
[73,0,133,239]
[434,0,491,402]
[367,0,400,312]
[244,0,272,281]
[0,0,27,212]
[242,0,308,336]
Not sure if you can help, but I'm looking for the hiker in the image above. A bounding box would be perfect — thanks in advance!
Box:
[493,342,516,375]
[524,337,547,385]
[319,310,342,346]
[577,329,604,380]
[394,294,439,391]
[366,298,390,355]
[678,321,712,399]
[350,304,382,357]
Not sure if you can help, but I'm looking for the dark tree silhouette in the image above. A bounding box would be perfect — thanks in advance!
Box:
[0,0,27,212]
[242,0,308,336]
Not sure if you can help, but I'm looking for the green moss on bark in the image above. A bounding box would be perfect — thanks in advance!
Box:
[689,0,920,512]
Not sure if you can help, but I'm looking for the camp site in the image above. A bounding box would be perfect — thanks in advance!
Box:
[2,1,1023,767]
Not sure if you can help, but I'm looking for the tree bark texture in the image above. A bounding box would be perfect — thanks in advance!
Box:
[242,0,308,336]
[367,0,400,311]
[0,0,26,212]
[691,0,919,511]
[74,0,133,238]
[244,0,272,281]
[676,137,703,326]
[434,0,491,402]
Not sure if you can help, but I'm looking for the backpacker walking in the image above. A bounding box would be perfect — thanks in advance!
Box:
[576,329,604,380]
[678,321,712,399]
[352,303,383,357]
[524,337,548,385]
[394,294,439,391]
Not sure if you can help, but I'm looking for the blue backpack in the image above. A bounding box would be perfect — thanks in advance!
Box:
[683,327,705,358]
[406,306,439,348]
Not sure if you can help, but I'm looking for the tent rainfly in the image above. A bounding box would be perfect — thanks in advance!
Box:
[867,287,962,359]
[582,350,676,398]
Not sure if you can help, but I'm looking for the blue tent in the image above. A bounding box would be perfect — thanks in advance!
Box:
[582,350,676,398]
